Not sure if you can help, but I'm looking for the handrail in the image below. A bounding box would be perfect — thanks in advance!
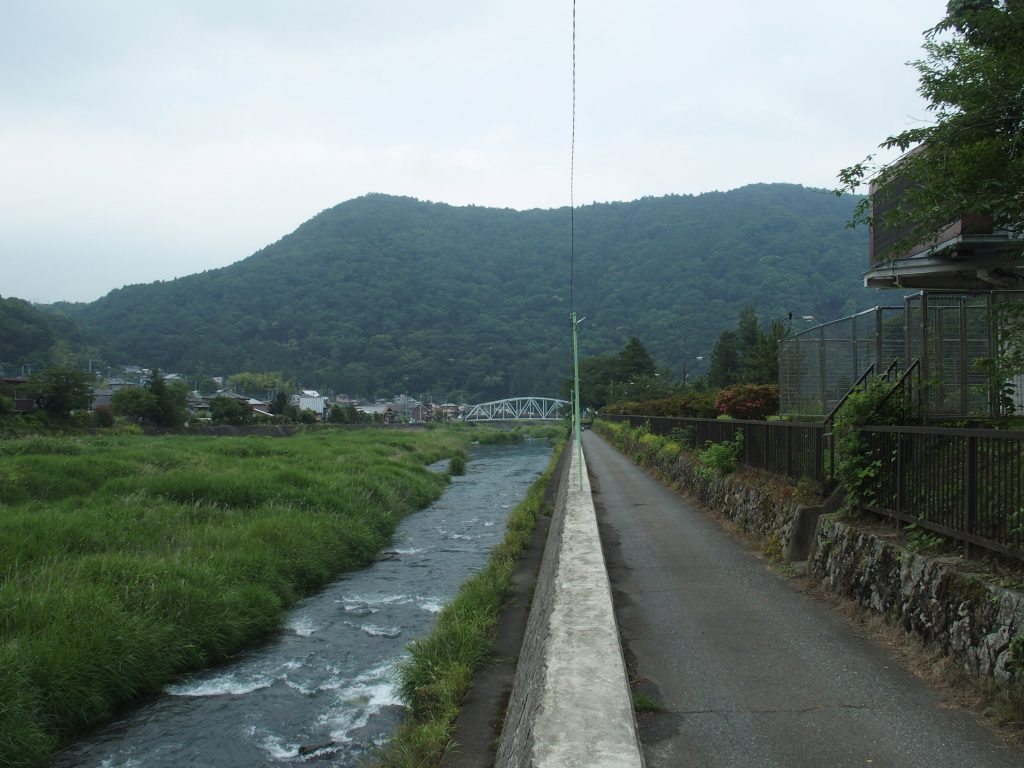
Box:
[823,363,875,427]
[869,358,921,421]
[822,362,876,484]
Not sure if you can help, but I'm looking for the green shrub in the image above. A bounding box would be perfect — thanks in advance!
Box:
[93,404,115,428]
[832,377,905,506]
[449,452,467,475]
[696,431,744,477]
[714,384,779,420]
[601,391,716,418]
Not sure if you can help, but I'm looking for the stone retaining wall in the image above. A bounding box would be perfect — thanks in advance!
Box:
[598,421,1024,694]
[810,517,1024,686]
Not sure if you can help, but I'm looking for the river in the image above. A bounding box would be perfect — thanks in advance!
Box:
[50,440,553,768]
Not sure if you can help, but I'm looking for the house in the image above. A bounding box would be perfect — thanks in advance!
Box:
[0,377,34,413]
[864,153,1024,291]
[779,162,1024,420]
[393,394,431,422]
[435,403,463,422]
[292,390,329,420]
[357,403,399,423]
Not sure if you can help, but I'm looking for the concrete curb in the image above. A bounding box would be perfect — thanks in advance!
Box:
[495,443,644,768]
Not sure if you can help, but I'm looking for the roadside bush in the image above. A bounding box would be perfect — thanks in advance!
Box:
[832,377,904,507]
[599,400,641,416]
[715,384,779,420]
[696,431,744,478]
[601,391,717,418]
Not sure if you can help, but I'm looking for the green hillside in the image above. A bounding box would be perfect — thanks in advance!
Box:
[64,184,874,401]
[0,296,97,374]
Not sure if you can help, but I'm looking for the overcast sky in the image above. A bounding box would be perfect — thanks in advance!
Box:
[2,1,945,304]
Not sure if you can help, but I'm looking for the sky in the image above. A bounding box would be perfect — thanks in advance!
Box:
[1,1,947,304]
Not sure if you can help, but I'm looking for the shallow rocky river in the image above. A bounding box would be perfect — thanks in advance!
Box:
[51,440,552,768]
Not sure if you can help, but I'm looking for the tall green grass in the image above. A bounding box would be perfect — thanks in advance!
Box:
[375,435,565,767]
[0,428,467,768]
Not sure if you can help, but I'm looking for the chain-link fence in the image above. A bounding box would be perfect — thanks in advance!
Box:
[779,291,1024,420]
[779,306,904,419]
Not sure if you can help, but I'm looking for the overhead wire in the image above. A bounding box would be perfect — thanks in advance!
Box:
[570,0,576,315]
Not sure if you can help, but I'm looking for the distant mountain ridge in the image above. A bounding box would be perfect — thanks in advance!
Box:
[63,184,874,401]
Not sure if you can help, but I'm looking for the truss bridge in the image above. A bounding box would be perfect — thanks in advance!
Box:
[462,397,569,422]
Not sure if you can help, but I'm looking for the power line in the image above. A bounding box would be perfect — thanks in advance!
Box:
[570,0,576,315]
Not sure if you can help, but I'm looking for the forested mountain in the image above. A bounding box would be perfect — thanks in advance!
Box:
[61,184,875,401]
[0,296,94,373]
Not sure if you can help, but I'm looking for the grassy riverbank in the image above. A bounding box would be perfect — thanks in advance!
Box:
[376,434,565,767]
[0,428,475,768]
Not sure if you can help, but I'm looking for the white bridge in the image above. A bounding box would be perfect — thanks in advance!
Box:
[462,396,569,422]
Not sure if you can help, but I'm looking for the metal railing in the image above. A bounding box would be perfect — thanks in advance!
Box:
[600,414,826,486]
[602,413,1024,560]
[857,424,1024,561]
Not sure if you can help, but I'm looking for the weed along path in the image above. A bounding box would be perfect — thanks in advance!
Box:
[47,440,552,768]
[582,431,1022,768]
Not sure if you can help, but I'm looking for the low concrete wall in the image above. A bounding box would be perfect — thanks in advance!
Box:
[495,443,644,768]
[598,421,1024,696]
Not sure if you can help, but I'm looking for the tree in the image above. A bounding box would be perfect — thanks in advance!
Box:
[269,391,288,415]
[111,386,157,422]
[194,376,220,395]
[837,2,1024,255]
[618,337,657,379]
[145,369,186,427]
[565,337,666,409]
[735,307,777,385]
[27,367,94,418]
[708,331,740,388]
[227,371,292,398]
[210,396,250,425]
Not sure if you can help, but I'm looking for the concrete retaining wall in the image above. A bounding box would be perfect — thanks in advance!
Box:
[494,443,643,768]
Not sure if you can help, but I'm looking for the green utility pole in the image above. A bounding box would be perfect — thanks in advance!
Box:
[572,312,583,490]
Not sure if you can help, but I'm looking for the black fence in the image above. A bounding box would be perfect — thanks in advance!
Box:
[858,424,1024,561]
[601,415,1024,561]
[599,414,826,486]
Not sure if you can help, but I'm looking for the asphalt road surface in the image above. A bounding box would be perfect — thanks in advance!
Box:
[583,430,1022,768]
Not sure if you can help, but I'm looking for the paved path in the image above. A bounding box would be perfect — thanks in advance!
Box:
[583,431,1022,768]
